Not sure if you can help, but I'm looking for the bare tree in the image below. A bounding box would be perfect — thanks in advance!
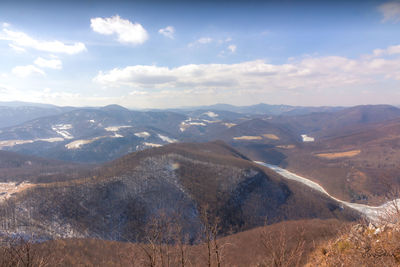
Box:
[199,205,225,267]
[0,235,52,267]
[138,211,191,267]
[259,223,305,267]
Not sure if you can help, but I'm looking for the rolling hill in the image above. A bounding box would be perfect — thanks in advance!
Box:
[0,150,92,183]
[0,141,357,242]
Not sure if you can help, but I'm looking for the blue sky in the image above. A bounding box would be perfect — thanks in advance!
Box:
[0,0,399,108]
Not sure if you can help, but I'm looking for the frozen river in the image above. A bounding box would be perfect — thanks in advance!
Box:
[255,161,400,222]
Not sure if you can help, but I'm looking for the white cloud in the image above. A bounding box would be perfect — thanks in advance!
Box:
[90,15,148,45]
[379,1,400,22]
[0,28,86,54]
[188,37,213,47]
[228,44,237,53]
[94,44,400,94]
[8,43,26,53]
[2,22,10,28]
[12,65,45,77]
[372,44,400,57]
[197,37,212,44]
[158,26,175,39]
[34,57,62,69]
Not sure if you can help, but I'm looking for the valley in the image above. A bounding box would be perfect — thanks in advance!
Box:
[256,162,399,221]
[0,102,399,266]
[3,0,400,264]
[1,102,400,205]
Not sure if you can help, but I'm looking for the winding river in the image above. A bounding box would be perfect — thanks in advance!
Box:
[255,161,400,222]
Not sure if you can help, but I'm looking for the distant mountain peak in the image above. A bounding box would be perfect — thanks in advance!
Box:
[101,104,130,111]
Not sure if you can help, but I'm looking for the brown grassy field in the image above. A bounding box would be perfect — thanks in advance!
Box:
[233,135,263,140]
[262,134,280,140]
[315,150,361,159]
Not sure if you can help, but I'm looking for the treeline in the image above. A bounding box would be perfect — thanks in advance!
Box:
[3,213,400,266]
[0,216,346,267]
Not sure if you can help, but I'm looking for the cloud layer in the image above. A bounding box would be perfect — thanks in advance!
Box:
[93,45,400,95]
[91,15,148,45]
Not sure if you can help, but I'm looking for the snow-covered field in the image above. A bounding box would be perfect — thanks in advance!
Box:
[65,139,98,149]
[223,122,236,128]
[179,118,207,132]
[0,137,65,149]
[52,124,74,139]
[0,182,33,202]
[143,142,162,147]
[233,136,263,140]
[105,126,132,132]
[255,161,400,222]
[158,134,177,143]
[134,131,150,138]
[301,134,314,142]
[203,111,219,118]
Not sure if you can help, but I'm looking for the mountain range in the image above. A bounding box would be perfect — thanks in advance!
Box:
[0,141,357,242]
[0,101,399,248]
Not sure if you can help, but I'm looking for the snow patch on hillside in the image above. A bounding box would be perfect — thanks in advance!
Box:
[0,140,34,148]
[0,182,33,202]
[301,134,314,142]
[52,124,73,139]
[180,118,208,132]
[65,139,94,149]
[203,111,218,118]
[144,142,162,148]
[223,122,236,128]
[39,137,65,142]
[65,133,125,149]
[0,137,65,149]
[158,134,177,143]
[105,126,132,132]
[189,122,206,126]
[233,136,262,140]
[135,132,150,138]
[65,136,106,149]
[202,119,220,123]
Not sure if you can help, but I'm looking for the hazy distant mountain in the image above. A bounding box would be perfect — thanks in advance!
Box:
[272,104,400,138]
[1,103,399,166]
[0,104,76,129]
[0,101,62,108]
[0,101,344,130]
[176,103,344,116]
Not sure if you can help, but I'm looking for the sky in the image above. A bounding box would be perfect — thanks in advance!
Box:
[0,0,400,108]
